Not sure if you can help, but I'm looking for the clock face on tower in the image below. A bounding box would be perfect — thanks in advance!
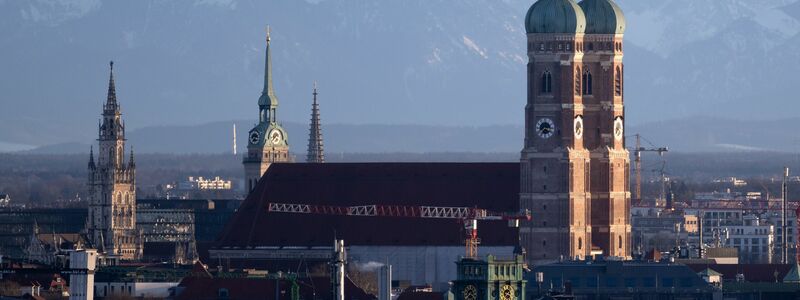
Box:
[574,116,584,139]
[536,118,555,139]
[500,285,514,300]
[249,131,260,144]
[462,285,477,300]
[614,117,624,141]
[269,129,283,145]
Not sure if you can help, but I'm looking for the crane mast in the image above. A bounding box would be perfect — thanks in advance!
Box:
[632,134,668,205]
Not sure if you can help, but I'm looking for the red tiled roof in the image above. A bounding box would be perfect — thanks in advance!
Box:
[215,163,520,248]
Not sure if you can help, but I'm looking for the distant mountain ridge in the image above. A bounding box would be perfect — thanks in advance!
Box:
[3,0,800,152]
[20,117,800,154]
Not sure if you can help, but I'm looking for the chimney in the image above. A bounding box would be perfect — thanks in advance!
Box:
[331,239,346,300]
[379,264,392,300]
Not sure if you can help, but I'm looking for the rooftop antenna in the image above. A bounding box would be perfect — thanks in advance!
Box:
[783,167,790,264]
[233,123,237,156]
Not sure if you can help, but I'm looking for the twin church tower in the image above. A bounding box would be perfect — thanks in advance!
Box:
[87,0,629,262]
[520,0,630,261]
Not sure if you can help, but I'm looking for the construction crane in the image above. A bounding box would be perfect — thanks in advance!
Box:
[266,203,531,258]
[631,134,668,205]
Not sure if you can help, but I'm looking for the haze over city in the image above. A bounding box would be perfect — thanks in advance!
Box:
[4,1,800,299]
[3,0,800,152]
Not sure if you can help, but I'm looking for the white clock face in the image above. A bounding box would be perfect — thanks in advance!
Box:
[249,131,260,144]
[536,118,555,139]
[574,116,584,139]
[613,117,623,141]
[269,129,283,145]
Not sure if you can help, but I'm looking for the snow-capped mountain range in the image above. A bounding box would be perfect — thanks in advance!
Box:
[2,0,799,152]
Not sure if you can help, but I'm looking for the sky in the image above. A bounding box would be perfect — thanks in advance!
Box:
[2,0,800,150]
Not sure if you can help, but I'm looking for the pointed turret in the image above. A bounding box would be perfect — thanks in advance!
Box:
[105,61,119,113]
[307,82,325,163]
[88,146,96,170]
[128,147,136,169]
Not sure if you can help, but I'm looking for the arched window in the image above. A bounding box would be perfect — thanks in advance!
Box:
[618,235,623,249]
[578,238,583,250]
[582,69,593,95]
[542,239,547,247]
[615,66,622,96]
[574,67,581,95]
[540,71,552,94]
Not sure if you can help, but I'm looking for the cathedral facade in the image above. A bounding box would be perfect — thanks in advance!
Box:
[243,29,291,192]
[519,0,630,263]
[87,62,142,260]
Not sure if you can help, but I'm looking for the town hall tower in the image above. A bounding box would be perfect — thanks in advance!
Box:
[87,61,141,260]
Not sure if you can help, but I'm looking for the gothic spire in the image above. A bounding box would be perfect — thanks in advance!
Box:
[258,26,279,108]
[88,146,96,169]
[128,147,135,168]
[306,82,325,163]
[105,61,118,112]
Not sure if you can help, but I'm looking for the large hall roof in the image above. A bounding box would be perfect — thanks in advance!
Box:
[215,163,520,248]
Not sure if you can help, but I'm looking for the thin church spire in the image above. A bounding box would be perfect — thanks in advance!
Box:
[258,26,279,120]
[307,81,325,163]
[262,26,275,97]
[106,61,118,112]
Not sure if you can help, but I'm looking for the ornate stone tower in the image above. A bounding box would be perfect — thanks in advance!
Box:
[451,255,526,300]
[578,0,630,259]
[244,28,291,192]
[87,61,141,260]
[519,0,629,264]
[306,82,325,163]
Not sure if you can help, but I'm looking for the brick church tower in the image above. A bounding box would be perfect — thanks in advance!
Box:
[87,61,142,260]
[519,0,629,264]
[244,28,291,192]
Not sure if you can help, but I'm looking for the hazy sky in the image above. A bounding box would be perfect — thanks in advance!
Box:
[2,0,799,148]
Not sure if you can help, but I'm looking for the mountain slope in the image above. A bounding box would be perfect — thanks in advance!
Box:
[2,0,800,151]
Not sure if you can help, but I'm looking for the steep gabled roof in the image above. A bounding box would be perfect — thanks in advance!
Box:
[215,163,520,248]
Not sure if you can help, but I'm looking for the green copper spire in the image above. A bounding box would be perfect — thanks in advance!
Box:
[258,26,278,109]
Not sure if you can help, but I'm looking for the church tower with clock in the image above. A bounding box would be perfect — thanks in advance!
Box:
[244,28,291,192]
[451,256,526,300]
[519,0,629,264]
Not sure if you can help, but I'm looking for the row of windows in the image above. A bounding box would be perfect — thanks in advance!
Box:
[529,41,623,53]
[537,66,622,97]
[462,265,519,277]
